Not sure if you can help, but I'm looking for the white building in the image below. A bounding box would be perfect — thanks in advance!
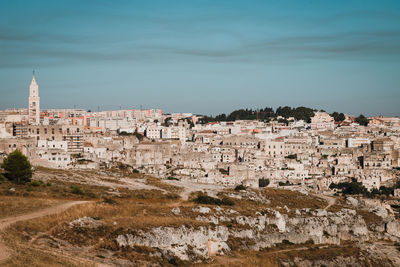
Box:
[28,72,40,125]
[311,112,334,130]
[162,127,186,141]
[37,140,68,151]
[146,126,162,139]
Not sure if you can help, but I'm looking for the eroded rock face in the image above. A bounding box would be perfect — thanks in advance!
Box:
[116,225,230,261]
[192,206,211,214]
[386,220,400,238]
[370,206,389,219]
[346,196,359,207]
[115,207,374,261]
[171,207,180,215]
[68,217,103,229]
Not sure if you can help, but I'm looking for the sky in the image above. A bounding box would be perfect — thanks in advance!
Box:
[1,0,400,116]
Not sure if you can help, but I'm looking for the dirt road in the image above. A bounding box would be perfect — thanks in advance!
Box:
[0,200,89,263]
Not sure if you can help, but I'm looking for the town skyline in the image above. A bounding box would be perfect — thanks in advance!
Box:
[1,71,399,118]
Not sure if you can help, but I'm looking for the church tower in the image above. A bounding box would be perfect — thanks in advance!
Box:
[28,71,40,125]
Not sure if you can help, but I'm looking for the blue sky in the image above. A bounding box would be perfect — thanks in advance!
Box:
[1,0,399,116]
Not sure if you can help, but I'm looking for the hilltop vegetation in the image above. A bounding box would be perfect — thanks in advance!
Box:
[199,106,317,123]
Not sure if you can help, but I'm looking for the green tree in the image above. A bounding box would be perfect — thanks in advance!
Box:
[331,112,345,122]
[1,150,32,184]
[355,114,369,126]
[259,178,270,188]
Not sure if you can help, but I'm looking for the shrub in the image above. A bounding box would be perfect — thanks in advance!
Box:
[29,180,43,187]
[194,194,234,206]
[167,176,179,181]
[85,191,97,198]
[279,181,292,186]
[220,197,235,206]
[103,197,117,204]
[162,193,180,200]
[70,185,84,195]
[0,173,5,184]
[282,239,294,245]
[1,150,32,184]
[259,178,270,188]
[329,179,368,196]
[285,154,297,160]
[132,169,140,174]
[234,184,246,191]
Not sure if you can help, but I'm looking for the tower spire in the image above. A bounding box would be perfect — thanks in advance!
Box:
[28,71,40,125]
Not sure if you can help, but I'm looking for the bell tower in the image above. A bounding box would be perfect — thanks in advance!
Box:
[28,71,40,125]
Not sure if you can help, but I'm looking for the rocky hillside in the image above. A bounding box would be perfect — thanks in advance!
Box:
[3,168,400,266]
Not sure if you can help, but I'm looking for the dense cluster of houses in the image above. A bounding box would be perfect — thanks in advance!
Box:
[1,106,399,193]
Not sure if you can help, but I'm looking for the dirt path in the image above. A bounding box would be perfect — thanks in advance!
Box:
[164,180,225,200]
[322,195,336,211]
[0,200,89,264]
[311,193,336,211]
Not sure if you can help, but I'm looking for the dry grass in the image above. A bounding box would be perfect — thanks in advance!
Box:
[1,241,91,267]
[3,198,207,266]
[192,242,360,267]
[0,196,65,219]
[7,198,206,247]
[146,176,184,195]
[212,188,328,217]
[260,188,327,211]
[357,209,383,225]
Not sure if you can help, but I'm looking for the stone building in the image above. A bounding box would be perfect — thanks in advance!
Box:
[28,72,40,125]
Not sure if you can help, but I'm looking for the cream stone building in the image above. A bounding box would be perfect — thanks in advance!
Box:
[28,72,40,125]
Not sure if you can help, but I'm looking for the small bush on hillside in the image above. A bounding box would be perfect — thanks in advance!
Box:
[103,197,117,204]
[162,193,180,200]
[285,154,297,160]
[167,176,179,181]
[282,239,294,245]
[259,178,270,188]
[132,169,140,174]
[234,184,246,191]
[85,191,97,198]
[194,194,234,206]
[279,181,292,186]
[0,173,5,183]
[70,185,84,195]
[220,197,235,206]
[29,180,43,187]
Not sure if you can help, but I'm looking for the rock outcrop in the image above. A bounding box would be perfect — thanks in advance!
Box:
[115,206,378,261]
